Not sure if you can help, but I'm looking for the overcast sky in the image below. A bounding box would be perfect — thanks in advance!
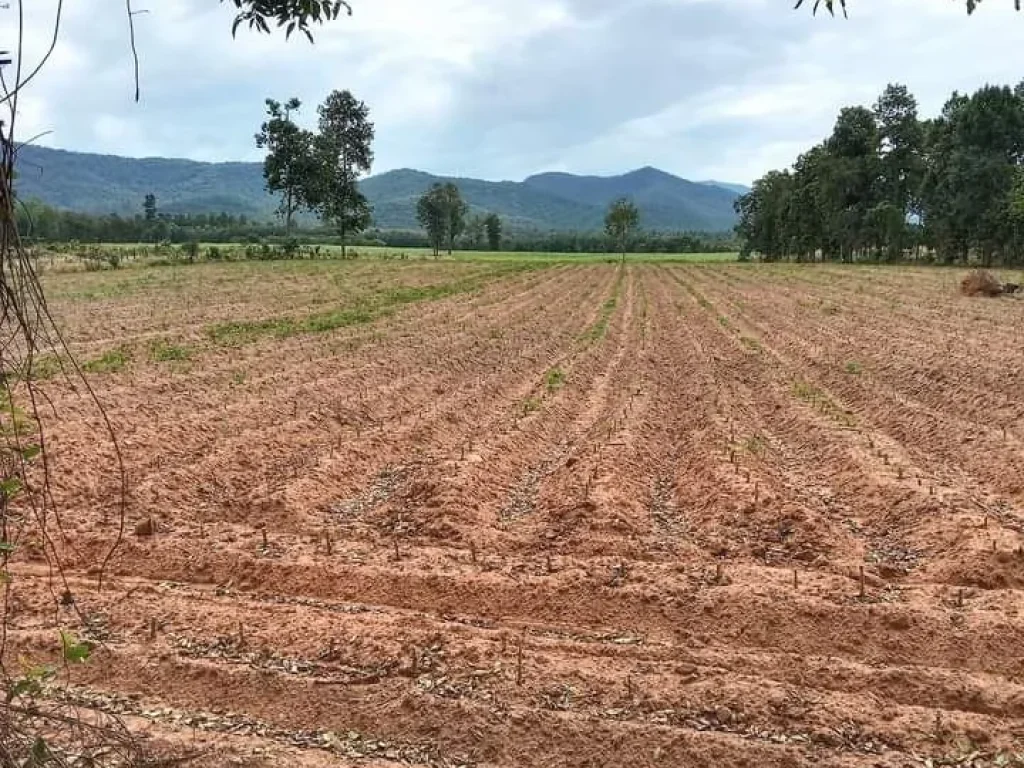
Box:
[2,0,1022,183]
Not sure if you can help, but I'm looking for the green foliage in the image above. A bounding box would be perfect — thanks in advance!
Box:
[83,346,132,374]
[844,360,864,374]
[417,184,448,257]
[545,367,567,393]
[60,630,93,664]
[737,80,1024,266]
[228,0,351,39]
[25,355,62,381]
[205,267,527,346]
[143,193,157,222]
[7,663,56,702]
[309,90,375,255]
[463,214,486,249]
[605,198,640,260]
[581,270,624,342]
[485,212,503,251]
[416,183,467,256]
[522,397,541,414]
[256,97,317,229]
[184,240,201,263]
[149,339,194,362]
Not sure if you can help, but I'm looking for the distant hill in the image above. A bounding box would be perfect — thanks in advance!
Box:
[15,145,742,232]
[699,180,751,196]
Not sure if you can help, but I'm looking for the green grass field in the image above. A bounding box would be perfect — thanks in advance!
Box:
[318,245,737,263]
[73,243,738,265]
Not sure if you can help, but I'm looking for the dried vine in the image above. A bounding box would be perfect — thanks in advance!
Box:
[0,0,132,763]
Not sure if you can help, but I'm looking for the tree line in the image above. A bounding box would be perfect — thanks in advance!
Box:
[735,81,1024,265]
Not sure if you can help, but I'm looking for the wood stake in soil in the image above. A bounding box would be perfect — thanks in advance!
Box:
[715,563,722,584]
[516,634,524,686]
[792,569,798,590]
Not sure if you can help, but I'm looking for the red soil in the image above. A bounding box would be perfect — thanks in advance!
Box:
[8,262,1024,767]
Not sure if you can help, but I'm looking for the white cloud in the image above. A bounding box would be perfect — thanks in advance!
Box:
[1,0,1024,183]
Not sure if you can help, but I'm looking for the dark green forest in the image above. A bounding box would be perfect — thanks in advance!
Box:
[14,199,736,254]
[736,81,1024,265]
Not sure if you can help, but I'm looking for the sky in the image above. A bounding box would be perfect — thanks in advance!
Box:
[2,0,1023,184]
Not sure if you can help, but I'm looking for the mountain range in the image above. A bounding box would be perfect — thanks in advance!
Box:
[15,145,747,232]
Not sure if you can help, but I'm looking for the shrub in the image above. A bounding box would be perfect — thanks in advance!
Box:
[280,238,300,259]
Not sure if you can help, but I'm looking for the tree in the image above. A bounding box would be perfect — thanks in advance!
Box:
[415,183,468,256]
[823,106,879,261]
[485,213,503,251]
[229,0,353,39]
[309,90,374,258]
[143,193,157,222]
[441,183,468,255]
[463,214,486,249]
[795,0,1021,16]
[417,184,448,257]
[736,79,1024,267]
[873,84,924,261]
[255,97,316,231]
[604,198,639,263]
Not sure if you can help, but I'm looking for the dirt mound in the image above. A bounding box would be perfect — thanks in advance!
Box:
[960,269,1003,297]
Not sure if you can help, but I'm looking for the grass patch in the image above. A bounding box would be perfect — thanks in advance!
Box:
[25,354,63,381]
[740,336,761,351]
[545,367,566,393]
[205,264,540,347]
[522,397,541,415]
[82,346,132,374]
[744,434,768,455]
[792,379,825,403]
[580,269,624,342]
[844,360,863,375]
[149,339,194,362]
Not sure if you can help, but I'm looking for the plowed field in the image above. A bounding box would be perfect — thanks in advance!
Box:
[10,260,1024,767]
